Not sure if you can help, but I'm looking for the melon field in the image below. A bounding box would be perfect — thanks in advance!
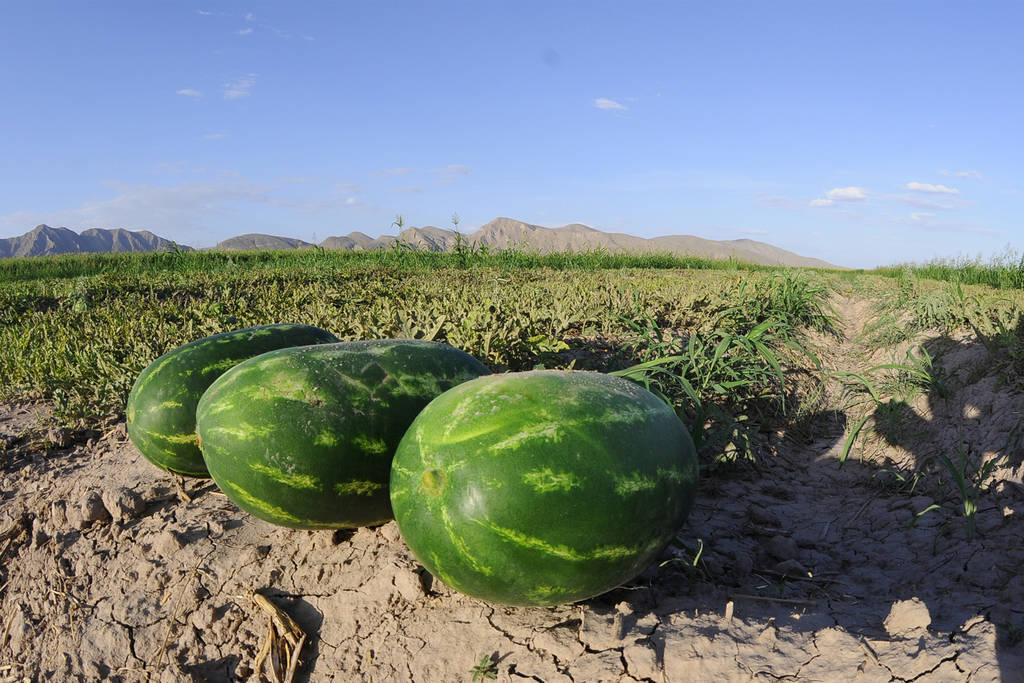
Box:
[1,248,1023,681]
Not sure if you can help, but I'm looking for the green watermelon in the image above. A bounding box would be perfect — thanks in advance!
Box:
[127,323,339,477]
[389,370,698,606]
[196,339,491,529]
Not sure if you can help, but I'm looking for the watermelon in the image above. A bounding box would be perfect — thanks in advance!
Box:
[389,370,698,606]
[196,339,491,529]
[126,323,339,477]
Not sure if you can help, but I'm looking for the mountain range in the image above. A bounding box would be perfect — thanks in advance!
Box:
[1,218,839,268]
[0,224,190,259]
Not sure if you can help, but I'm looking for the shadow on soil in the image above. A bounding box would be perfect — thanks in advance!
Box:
[582,328,1024,679]
[866,330,1024,680]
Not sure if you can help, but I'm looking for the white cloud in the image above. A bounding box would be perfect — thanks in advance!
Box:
[433,164,472,184]
[202,133,225,140]
[1,176,274,240]
[223,74,257,99]
[154,161,215,174]
[892,194,955,211]
[894,214,998,235]
[237,28,253,35]
[245,12,255,21]
[268,193,364,212]
[826,186,868,201]
[809,198,835,207]
[373,164,472,184]
[197,10,214,16]
[176,89,203,98]
[755,195,800,209]
[375,167,416,177]
[906,181,960,195]
[940,169,983,180]
[594,98,627,111]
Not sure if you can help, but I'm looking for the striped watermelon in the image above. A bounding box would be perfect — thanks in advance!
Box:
[196,339,491,529]
[389,370,698,606]
[126,323,339,477]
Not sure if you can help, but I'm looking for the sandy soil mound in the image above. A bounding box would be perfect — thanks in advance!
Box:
[2,303,1023,681]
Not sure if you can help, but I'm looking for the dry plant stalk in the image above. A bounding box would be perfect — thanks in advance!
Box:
[0,514,30,546]
[252,592,308,683]
[173,475,193,504]
[729,593,819,606]
[151,562,210,672]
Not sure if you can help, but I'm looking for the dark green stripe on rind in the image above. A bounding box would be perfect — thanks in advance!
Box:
[197,339,490,529]
[390,370,699,606]
[126,323,340,477]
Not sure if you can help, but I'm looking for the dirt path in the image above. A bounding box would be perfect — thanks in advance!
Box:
[1,295,1023,681]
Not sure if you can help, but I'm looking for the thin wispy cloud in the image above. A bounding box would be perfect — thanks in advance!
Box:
[373,164,472,184]
[202,133,225,140]
[1,176,274,242]
[826,186,868,201]
[221,11,312,41]
[756,194,802,210]
[375,167,416,177]
[808,186,868,207]
[893,194,955,211]
[223,74,257,99]
[940,169,983,180]
[896,213,997,235]
[269,193,363,212]
[433,164,472,184]
[176,89,203,98]
[906,181,959,195]
[594,98,627,111]
[154,161,215,175]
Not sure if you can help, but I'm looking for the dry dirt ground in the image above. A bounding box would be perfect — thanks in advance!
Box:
[1,298,1023,682]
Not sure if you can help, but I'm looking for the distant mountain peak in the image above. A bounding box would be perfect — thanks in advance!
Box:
[2,219,840,268]
[1,225,189,259]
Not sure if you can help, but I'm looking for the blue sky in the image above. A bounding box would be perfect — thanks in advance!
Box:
[2,2,1022,268]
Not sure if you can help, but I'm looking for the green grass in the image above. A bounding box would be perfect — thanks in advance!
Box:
[612,271,833,466]
[0,242,791,284]
[832,274,1024,539]
[0,250,836,476]
[874,248,1024,290]
[0,261,713,424]
[469,655,498,681]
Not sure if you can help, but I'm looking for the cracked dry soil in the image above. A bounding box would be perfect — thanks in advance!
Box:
[2,301,1024,681]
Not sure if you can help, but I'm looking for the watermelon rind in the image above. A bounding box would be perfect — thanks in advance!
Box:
[196,339,491,529]
[126,323,340,477]
[389,369,699,606]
